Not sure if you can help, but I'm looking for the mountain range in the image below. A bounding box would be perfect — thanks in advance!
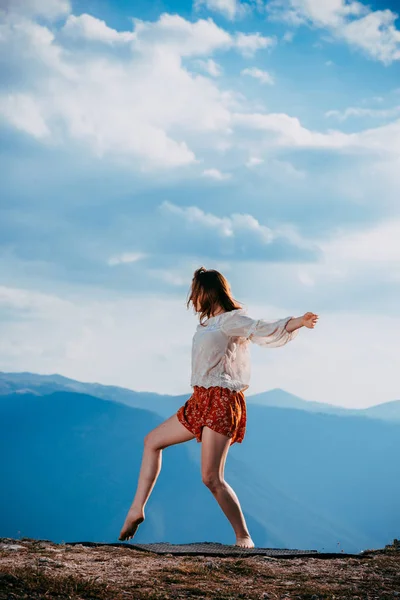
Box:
[1,371,399,421]
[0,371,399,554]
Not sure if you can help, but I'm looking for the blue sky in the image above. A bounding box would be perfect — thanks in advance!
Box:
[1,0,399,407]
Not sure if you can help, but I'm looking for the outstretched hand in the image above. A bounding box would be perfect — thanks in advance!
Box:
[301,312,319,329]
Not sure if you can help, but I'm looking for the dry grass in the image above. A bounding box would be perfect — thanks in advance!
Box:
[0,538,399,599]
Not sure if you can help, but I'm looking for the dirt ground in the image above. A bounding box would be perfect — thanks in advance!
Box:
[0,538,399,599]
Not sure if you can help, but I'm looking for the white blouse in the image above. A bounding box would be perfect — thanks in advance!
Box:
[190,308,299,393]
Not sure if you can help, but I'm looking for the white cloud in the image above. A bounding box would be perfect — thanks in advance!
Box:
[194,0,244,20]
[267,1,309,26]
[241,67,275,84]
[148,269,188,286]
[160,200,274,241]
[269,158,306,179]
[341,9,400,64]
[245,155,307,179]
[355,119,400,154]
[235,31,276,57]
[2,4,400,174]
[233,111,352,148]
[63,13,272,58]
[107,252,148,266]
[0,94,50,138]
[131,13,232,57]
[0,286,196,394]
[268,0,367,28]
[319,219,400,263]
[63,14,135,43]
[250,305,400,408]
[282,30,294,42]
[1,3,400,414]
[297,269,315,286]
[326,105,400,121]
[267,0,400,64]
[289,216,400,300]
[0,286,67,312]
[194,58,223,76]
[5,0,71,20]
[243,215,400,404]
[2,17,74,78]
[233,111,400,155]
[246,156,264,167]
[160,200,233,235]
[1,283,399,408]
[202,168,232,180]
[0,9,277,169]
[0,12,242,168]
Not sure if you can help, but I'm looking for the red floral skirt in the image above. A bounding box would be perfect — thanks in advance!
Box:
[176,385,246,445]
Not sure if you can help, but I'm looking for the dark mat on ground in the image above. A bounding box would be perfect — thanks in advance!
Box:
[65,541,354,558]
[127,542,320,557]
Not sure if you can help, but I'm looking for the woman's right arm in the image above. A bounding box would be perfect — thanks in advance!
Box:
[220,309,299,348]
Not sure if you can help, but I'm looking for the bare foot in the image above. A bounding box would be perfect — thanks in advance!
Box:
[118,508,145,541]
[235,535,255,548]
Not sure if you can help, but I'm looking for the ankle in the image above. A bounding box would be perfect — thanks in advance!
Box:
[129,505,145,515]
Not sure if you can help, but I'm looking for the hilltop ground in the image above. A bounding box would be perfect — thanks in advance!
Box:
[0,538,399,600]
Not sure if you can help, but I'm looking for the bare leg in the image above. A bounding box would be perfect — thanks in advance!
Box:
[119,413,195,541]
[201,426,254,548]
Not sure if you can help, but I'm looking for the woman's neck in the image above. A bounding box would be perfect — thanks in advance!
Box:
[211,307,225,317]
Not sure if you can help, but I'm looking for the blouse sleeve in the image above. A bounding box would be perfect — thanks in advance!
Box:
[220,309,299,348]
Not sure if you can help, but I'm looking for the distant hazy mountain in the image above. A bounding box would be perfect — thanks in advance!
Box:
[0,391,268,547]
[1,371,399,422]
[246,388,350,415]
[1,388,399,553]
[0,371,187,418]
[241,404,400,553]
[362,399,400,421]
[247,388,400,422]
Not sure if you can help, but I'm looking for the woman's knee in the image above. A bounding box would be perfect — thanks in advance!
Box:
[144,431,161,450]
[202,472,225,491]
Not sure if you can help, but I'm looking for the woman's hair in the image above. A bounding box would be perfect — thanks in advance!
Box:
[187,266,243,326]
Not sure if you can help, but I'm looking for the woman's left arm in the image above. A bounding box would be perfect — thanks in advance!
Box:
[286,312,319,333]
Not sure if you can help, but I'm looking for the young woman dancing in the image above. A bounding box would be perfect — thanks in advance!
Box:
[119,266,318,548]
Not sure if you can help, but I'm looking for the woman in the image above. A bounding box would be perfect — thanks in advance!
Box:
[119,266,318,547]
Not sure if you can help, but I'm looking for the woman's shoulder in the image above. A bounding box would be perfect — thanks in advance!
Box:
[216,307,248,326]
[223,307,248,317]
[195,308,247,331]
[213,308,247,322]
